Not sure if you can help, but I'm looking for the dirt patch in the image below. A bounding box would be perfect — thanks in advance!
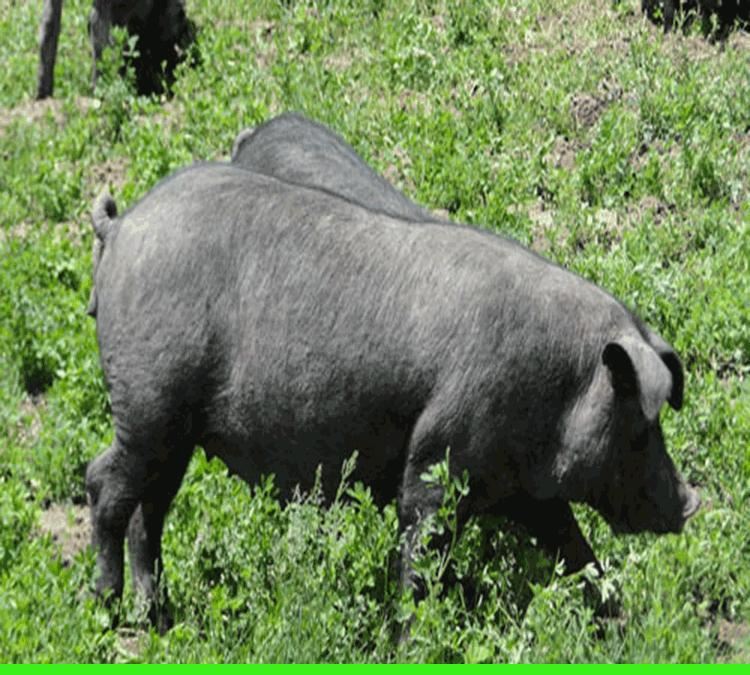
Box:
[15,395,47,446]
[547,135,580,171]
[37,503,91,566]
[629,140,658,174]
[73,96,99,115]
[0,216,86,248]
[0,219,40,244]
[508,3,634,67]
[382,144,419,198]
[718,620,750,662]
[249,19,277,70]
[511,201,570,255]
[593,207,622,244]
[0,96,98,139]
[249,18,275,38]
[115,628,150,662]
[398,88,432,116]
[570,93,606,130]
[503,0,733,98]
[60,216,92,248]
[629,194,674,226]
[135,98,185,135]
[324,49,359,72]
[727,28,750,53]
[0,98,64,138]
[535,1,604,37]
[527,202,557,254]
[569,207,630,252]
[430,13,447,34]
[87,156,130,202]
[570,80,623,131]
[661,31,721,68]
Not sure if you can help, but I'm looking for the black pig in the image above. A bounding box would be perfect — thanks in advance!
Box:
[86,163,699,628]
[231,112,437,222]
[36,0,193,99]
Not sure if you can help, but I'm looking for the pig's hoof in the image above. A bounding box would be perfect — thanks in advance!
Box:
[588,587,624,640]
[137,595,174,635]
[90,590,122,632]
[582,576,622,623]
[597,593,622,619]
[152,607,174,636]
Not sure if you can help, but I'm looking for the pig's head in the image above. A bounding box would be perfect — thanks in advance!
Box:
[555,330,700,535]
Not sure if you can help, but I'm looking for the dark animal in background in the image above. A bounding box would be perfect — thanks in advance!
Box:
[86,160,699,629]
[36,0,64,100]
[232,112,438,223]
[36,0,195,99]
[640,0,749,34]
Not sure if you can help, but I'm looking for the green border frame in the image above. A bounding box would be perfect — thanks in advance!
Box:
[3,666,750,670]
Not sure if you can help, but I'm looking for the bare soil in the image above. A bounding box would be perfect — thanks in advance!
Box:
[0,98,64,138]
[14,395,47,447]
[0,96,98,139]
[115,628,150,661]
[718,619,750,662]
[88,156,130,196]
[37,503,91,566]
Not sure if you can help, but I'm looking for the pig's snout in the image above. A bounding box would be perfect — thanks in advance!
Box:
[669,481,700,533]
[680,483,701,521]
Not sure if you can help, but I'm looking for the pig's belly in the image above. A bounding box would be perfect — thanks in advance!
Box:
[201,414,410,506]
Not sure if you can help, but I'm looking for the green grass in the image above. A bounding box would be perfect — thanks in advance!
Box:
[0,0,748,663]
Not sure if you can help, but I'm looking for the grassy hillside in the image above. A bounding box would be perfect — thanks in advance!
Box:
[0,0,748,663]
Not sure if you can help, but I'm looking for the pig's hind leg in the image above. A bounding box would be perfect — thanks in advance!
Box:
[86,428,192,627]
[86,436,147,606]
[396,402,470,599]
[126,445,193,633]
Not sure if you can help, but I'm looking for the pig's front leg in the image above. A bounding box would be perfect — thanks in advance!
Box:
[498,496,622,618]
[88,0,112,90]
[36,0,63,99]
[497,496,601,574]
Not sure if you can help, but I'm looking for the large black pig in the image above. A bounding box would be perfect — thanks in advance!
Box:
[86,163,699,629]
[230,113,701,580]
[231,112,437,222]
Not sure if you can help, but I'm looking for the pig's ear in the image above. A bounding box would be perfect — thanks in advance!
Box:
[603,336,673,421]
[644,329,684,411]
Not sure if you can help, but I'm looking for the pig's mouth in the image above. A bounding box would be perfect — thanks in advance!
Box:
[597,485,701,535]
[605,511,675,536]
